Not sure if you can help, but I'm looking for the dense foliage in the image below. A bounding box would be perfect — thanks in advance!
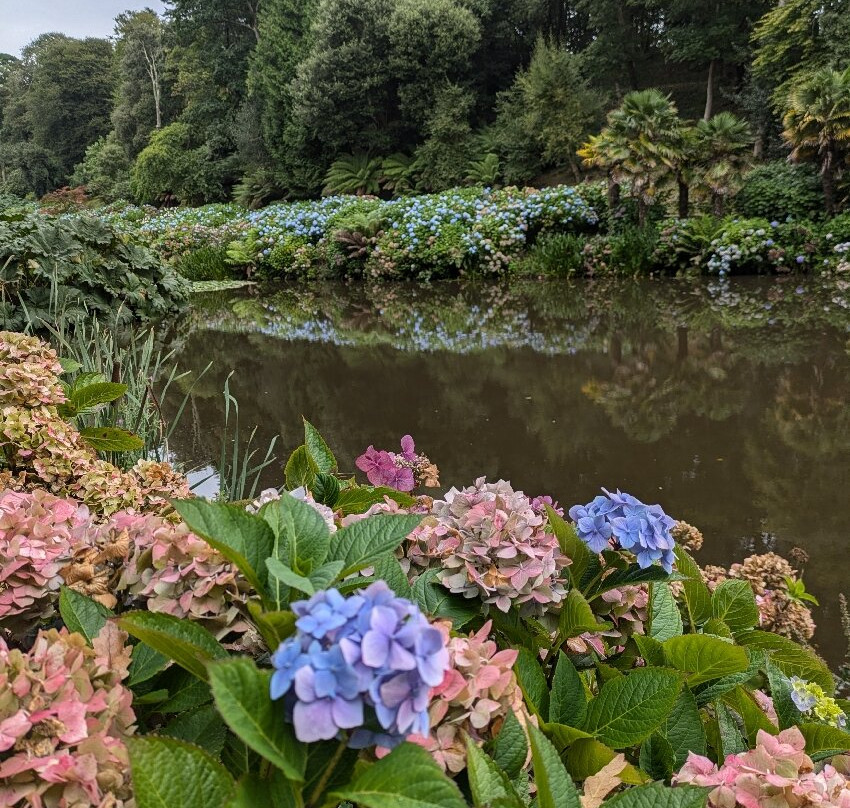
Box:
[2,330,849,808]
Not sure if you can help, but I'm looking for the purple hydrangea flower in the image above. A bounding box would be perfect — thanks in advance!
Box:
[270,582,449,748]
[569,489,677,573]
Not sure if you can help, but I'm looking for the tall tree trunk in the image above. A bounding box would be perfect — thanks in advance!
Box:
[713,193,724,217]
[607,176,620,213]
[823,150,836,215]
[704,59,716,121]
[677,176,689,219]
[637,198,648,227]
[569,155,581,184]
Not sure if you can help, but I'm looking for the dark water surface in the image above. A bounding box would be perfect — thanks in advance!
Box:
[162,275,850,664]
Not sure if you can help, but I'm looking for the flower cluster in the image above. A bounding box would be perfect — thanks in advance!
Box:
[409,620,530,773]
[270,583,448,747]
[406,478,568,616]
[790,677,847,728]
[356,435,439,492]
[246,487,338,533]
[0,624,136,808]
[0,489,91,635]
[674,727,850,808]
[569,489,677,573]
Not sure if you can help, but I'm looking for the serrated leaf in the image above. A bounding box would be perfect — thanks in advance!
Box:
[329,513,422,576]
[208,658,306,782]
[693,650,763,707]
[162,704,227,756]
[58,587,112,644]
[410,568,477,628]
[129,736,235,808]
[515,647,550,719]
[659,688,706,767]
[798,723,850,755]
[594,565,681,597]
[332,742,466,808]
[118,611,227,682]
[663,634,749,687]
[702,618,732,638]
[545,505,592,586]
[335,486,417,515]
[226,771,299,808]
[604,783,710,808]
[372,554,413,599]
[466,737,525,808]
[650,583,682,642]
[312,473,341,507]
[264,492,331,571]
[559,589,608,639]
[722,686,777,743]
[675,548,712,628]
[550,652,588,727]
[711,580,759,633]
[266,558,315,596]
[158,668,212,713]
[528,723,581,808]
[58,357,82,374]
[639,733,673,780]
[491,710,528,779]
[70,381,128,413]
[633,635,665,667]
[310,560,346,591]
[127,642,169,687]
[764,659,800,730]
[735,631,834,694]
[303,418,336,473]
[715,701,747,756]
[284,445,318,489]
[80,426,144,452]
[584,668,682,749]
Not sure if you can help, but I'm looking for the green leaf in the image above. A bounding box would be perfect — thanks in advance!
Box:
[702,618,732,638]
[265,492,331,570]
[172,499,275,601]
[313,473,341,507]
[79,426,144,452]
[798,723,850,755]
[764,659,800,730]
[663,634,749,687]
[675,548,712,628]
[157,668,212,713]
[559,589,608,639]
[545,505,591,586]
[411,568,477,628]
[490,710,528,779]
[711,580,759,634]
[331,742,466,808]
[550,652,588,727]
[544,722,594,751]
[129,736,235,808]
[70,381,128,412]
[208,658,306,782]
[564,738,647,784]
[304,741,359,804]
[372,554,413,598]
[284,445,318,489]
[527,723,581,808]
[659,688,706,767]
[118,611,227,682]
[594,565,680,597]
[58,587,112,644]
[266,558,315,596]
[650,583,683,642]
[329,513,422,576]
[303,418,337,472]
[515,647,550,719]
[605,783,710,808]
[584,668,683,749]
[335,486,417,516]
[58,357,82,374]
[735,630,834,694]
[722,686,777,743]
[247,604,296,651]
[162,704,227,756]
[639,733,674,780]
[310,560,346,591]
[466,737,525,808]
[633,635,665,667]
[714,701,747,756]
[226,772,298,808]
[127,642,169,687]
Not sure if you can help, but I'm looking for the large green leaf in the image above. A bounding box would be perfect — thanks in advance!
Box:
[58,587,112,644]
[332,742,466,808]
[605,783,710,808]
[764,659,800,730]
[491,710,528,779]
[172,499,275,599]
[711,580,759,634]
[735,630,834,694]
[675,548,712,628]
[550,652,588,728]
[129,736,235,808]
[208,658,306,782]
[559,589,609,638]
[70,381,128,413]
[649,584,682,642]
[329,513,422,576]
[714,701,747,756]
[798,723,850,756]
[162,704,227,756]
[594,565,680,597]
[663,634,749,687]
[264,493,331,571]
[410,569,477,627]
[226,772,298,808]
[284,445,318,489]
[584,668,682,748]
[303,417,336,472]
[334,486,417,515]
[564,738,647,784]
[659,688,706,767]
[266,558,316,596]
[465,738,525,808]
[545,505,592,586]
[80,426,144,452]
[527,723,581,808]
[722,686,777,743]
[515,647,550,719]
[127,642,169,687]
[118,611,227,681]
[639,733,674,780]
[693,650,763,706]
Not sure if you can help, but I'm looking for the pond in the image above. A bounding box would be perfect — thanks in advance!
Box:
[161,275,850,665]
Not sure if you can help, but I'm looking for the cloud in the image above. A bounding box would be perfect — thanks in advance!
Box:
[0,1,167,56]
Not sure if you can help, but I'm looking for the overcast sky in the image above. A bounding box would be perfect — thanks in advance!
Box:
[0,1,167,56]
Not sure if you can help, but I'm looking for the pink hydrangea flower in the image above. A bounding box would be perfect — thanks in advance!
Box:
[355,436,439,491]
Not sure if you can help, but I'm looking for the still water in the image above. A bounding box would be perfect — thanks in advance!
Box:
[162,275,850,664]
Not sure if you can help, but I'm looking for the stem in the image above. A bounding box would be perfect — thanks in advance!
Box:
[306,739,347,808]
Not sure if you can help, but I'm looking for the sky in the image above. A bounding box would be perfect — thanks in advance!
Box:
[0,1,167,56]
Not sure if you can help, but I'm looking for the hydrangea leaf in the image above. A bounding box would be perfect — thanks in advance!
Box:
[545,504,592,586]
[129,736,235,808]
[127,642,170,687]
[309,560,346,591]
[649,583,683,642]
[411,568,477,627]
[69,381,128,413]
[550,652,588,727]
[721,686,777,743]
[266,558,315,596]
[304,741,359,805]
[372,554,413,599]
[162,704,228,756]
[312,472,341,507]
[559,589,610,639]
[658,687,706,767]
[247,603,296,650]
[711,580,759,634]
[515,646,550,719]
[118,610,228,682]
[264,492,331,571]
[226,771,300,808]
[735,631,834,694]
[702,618,732,638]
[303,417,337,473]
[465,737,525,808]
[331,742,466,808]
[693,650,764,707]
[284,445,318,489]
[633,635,665,667]
[543,723,595,751]
[79,426,144,452]
[335,486,418,516]
[638,732,674,780]
[662,634,749,687]
[584,668,683,749]
[675,548,712,628]
[490,710,528,779]
[329,512,422,576]
[604,783,711,808]
[763,659,801,729]
[527,723,581,808]
[714,701,747,756]
[208,657,307,782]
[58,586,112,644]
[592,566,683,598]
[564,738,648,784]
[798,723,850,757]
[158,668,213,713]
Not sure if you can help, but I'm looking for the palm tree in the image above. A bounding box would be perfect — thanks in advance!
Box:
[322,154,383,196]
[579,90,685,225]
[782,67,850,215]
[696,112,753,216]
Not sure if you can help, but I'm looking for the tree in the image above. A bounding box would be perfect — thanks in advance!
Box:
[782,67,850,215]
[414,84,476,191]
[112,10,169,156]
[0,142,61,197]
[70,134,132,201]
[695,112,753,215]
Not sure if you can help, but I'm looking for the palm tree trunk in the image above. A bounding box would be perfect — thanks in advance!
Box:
[713,193,724,217]
[607,176,620,212]
[704,59,716,121]
[822,151,836,215]
[677,177,689,219]
[638,198,648,227]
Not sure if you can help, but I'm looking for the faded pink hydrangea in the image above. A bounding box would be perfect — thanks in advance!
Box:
[406,478,568,617]
[0,333,66,407]
[673,727,850,808]
[114,510,253,645]
[356,435,439,492]
[0,624,136,807]
[406,620,532,773]
[0,489,92,636]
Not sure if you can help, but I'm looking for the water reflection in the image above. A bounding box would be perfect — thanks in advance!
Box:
[161,276,850,664]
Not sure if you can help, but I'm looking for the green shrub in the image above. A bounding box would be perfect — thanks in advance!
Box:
[734,161,825,222]
[70,134,132,203]
[520,232,585,275]
[175,245,235,281]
